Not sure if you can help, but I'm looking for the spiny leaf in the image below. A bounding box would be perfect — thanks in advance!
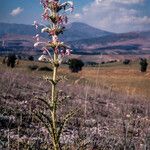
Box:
[43,76,56,85]
[35,96,53,111]
[57,108,79,140]
[34,112,51,135]
[39,111,53,126]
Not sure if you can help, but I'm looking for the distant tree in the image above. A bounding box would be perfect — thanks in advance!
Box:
[7,54,17,68]
[28,55,34,61]
[86,61,99,66]
[2,56,7,64]
[123,59,131,65]
[140,58,148,72]
[101,61,105,64]
[106,60,117,64]
[68,58,84,73]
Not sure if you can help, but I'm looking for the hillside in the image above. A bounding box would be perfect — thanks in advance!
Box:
[70,31,150,55]
[61,22,112,41]
[0,22,112,42]
[0,22,150,58]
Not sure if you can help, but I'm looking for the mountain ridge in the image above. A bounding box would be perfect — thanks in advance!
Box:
[69,31,150,55]
[0,22,113,41]
[0,22,150,56]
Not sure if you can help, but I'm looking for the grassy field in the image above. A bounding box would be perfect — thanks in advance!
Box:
[1,57,150,149]
[0,57,150,98]
[74,62,150,98]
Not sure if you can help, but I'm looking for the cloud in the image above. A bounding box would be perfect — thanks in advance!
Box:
[10,7,23,16]
[96,0,144,4]
[74,13,81,19]
[72,0,150,33]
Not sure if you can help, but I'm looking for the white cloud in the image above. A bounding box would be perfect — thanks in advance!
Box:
[74,13,81,19]
[115,0,144,4]
[10,7,23,16]
[96,0,144,5]
[72,0,150,32]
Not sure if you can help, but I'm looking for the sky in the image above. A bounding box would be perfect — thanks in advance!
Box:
[0,0,150,33]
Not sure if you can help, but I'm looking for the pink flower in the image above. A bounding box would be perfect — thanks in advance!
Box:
[61,1,74,13]
[54,47,59,54]
[41,27,49,33]
[34,42,47,47]
[38,54,51,62]
[65,49,71,55]
[33,21,39,29]
[52,35,59,43]
[37,0,74,64]
[41,0,49,8]
[42,8,50,20]
[33,34,40,42]
[58,54,63,64]
[58,15,68,25]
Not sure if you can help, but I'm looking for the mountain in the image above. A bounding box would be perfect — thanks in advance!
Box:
[0,22,113,41]
[69,31,150,55]
[0,22,150,58]
[59,22,112,41]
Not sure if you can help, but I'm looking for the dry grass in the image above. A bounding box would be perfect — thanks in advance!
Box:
[59,61,150,98]
[0,57,150,149]
[0,57,150,98]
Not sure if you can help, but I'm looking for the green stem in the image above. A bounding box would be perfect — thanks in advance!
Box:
[51,53,60,150]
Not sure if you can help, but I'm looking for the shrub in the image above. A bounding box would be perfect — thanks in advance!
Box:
[28,65,38,71]
[2,56,7,64]
[68,58,84,73]
[7,54,17,68]
[38,66,53,72]
[28,55,34,61]
[86,61,99,66]
[140,58,148,72]
[123,59,131,65]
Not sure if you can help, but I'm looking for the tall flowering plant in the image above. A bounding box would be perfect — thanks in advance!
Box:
[33,0,74,149]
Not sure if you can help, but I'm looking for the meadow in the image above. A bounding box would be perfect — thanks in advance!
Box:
[0,57,150,149]
[1,57,149,98]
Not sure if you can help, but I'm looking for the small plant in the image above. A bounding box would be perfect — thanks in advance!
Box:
[139,58,148,72]
[68,58,84,73]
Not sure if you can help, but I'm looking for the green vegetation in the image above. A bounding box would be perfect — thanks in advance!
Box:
[68,58,84,73]
[140,58,148,72]
[28,55,34,61]
[6,54,17,68]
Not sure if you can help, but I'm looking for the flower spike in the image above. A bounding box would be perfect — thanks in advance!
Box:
[35,0,74,62]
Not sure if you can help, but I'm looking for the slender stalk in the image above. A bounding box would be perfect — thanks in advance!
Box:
[7,129,10,150]
[18,126,20,150]
[36,1,74,149]
[51,53,59,150]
